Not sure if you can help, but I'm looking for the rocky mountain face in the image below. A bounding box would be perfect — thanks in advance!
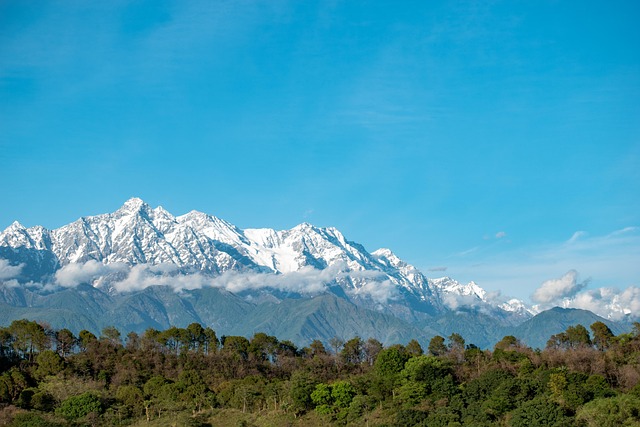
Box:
[0,198,549,346]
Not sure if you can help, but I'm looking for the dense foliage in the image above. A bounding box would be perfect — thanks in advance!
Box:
[0,320,639,426]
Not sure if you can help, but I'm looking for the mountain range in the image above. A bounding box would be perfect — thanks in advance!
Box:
[0,198,632,348]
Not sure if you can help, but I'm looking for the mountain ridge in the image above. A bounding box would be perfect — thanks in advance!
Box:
[0,198,505,317]
[1,198,633,347]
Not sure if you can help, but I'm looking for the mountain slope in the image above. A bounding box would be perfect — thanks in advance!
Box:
[0,197,556,347]
[510,307,625,349]
[0,198,519,317]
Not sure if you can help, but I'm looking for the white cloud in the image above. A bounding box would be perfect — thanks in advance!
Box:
[441,290,511,316]
[559,286,640,321]
[48,259,401,303]
[428,266,448,272]
[495,231,507,239]
[532,270,587,304]
[442,293,482,310]
[447,226,639,303]
[0,259,23,280]
[0,279,20,288]
[55,260,128,287]
[210,265,338,295]
[111,264,209,292]
[340,269,400,303]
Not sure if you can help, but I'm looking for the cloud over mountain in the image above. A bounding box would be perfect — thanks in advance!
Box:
[0,259,22,280]
[532,270,588,304]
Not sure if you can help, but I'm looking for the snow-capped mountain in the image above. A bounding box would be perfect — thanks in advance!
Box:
[1,199,449,306]
[430,276,487,300]
[0,198,533,335]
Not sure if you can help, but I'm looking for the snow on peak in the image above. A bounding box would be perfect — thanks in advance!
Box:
[153,205,174,218]
[500,298,532,314]
[430,277,487,300]
[293,222,317,232]
[119,197,148,213]
[8,221,26,231]
[0,197,536,319]
[372,248,406,268]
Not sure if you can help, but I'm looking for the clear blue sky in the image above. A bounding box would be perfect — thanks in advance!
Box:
[1,1,638,302]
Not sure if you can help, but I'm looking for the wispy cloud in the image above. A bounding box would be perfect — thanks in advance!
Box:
[567,231,587,244]
[457,247,480,257]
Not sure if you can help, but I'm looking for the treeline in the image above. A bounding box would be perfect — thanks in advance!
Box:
[0,320,639,426]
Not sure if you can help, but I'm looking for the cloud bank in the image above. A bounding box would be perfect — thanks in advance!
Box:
[47,260,399,303]
[565,286,640,320]
[0,259,23,280]
[531,269,640,320]
[55,260,128,287]
[531,270,588,304]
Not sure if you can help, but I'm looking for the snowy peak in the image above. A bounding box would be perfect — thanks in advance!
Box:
[119,197,148,214]
[430,277,487,301]
[0,198,531,320]
[500,298,535,316]
[7,221,26,231]
[0,222,51,251]
[372,248,407,269]
[177,210,246,245]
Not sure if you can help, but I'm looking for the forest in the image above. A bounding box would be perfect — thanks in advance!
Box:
[0,319,639,426]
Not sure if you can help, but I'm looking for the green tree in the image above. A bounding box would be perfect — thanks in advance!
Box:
[78,330,97,352]
[34,350,64,380]
[494,335,520,351]
[341,337,364,365]
[8,412,63,427]
[590,321,615,351]
[176,369,214,412]
[288,370,317,414]
[56,392,102,420]
[331,381,356,408]
[401,355,452,383]
[309,339,327,357]
[0,326,13,359]
[397,355,453,407]
[576,395,640,427]
[249,332,279,362]
[509,396,572,427]
[115,385,144,417]
[405,339,423,356]
[221,336,250,360]
[371,346,410,400]
[203,326,219,354]
[186,322,205,352]
[565,324,592,348]
[428,335,447,356]
[311,383,332,407]
[374,345,409,377]
[9,319,49,361]
[448,333,465,352]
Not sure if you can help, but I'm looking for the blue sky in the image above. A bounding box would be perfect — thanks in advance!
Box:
[1,1,638,302]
